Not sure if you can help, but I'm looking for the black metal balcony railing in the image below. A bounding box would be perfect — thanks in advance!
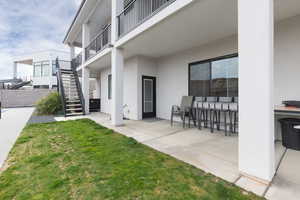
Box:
[73,52,82,69]
[117,0,176,37]
[85,24,111,61]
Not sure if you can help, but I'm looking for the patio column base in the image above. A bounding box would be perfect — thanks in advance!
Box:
[239,172,271,186]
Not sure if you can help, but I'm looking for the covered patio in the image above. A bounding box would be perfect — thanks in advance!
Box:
[55,112,299,199]
[69,0,300,199]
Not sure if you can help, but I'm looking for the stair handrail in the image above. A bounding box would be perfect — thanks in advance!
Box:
[56,58,67,117]
[71,60,86,115]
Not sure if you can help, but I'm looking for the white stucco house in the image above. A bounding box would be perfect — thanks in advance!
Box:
[13,50,70,89]
[63,0,300,192]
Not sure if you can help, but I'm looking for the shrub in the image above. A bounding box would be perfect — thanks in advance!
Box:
[36,92,62,115]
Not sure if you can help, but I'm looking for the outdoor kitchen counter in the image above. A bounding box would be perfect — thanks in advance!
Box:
[275,105,300,115]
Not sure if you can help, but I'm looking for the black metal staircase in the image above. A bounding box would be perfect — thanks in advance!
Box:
[56,59,85,117]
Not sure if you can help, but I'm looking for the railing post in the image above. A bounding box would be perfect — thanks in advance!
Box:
[117,16,121,37]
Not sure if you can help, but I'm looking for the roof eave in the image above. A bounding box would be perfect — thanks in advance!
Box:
[63,0,87,44]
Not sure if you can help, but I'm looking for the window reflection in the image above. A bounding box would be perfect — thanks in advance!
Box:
[211,57,238,97]
[189,55,238,97]
[33,61,52,77]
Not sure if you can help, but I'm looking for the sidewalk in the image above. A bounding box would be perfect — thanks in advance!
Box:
[0,107,34,168]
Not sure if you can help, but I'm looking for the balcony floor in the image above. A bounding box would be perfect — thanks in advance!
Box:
[55,113,299,199]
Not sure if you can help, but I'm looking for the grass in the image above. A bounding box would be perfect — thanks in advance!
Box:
[0,119,264,200]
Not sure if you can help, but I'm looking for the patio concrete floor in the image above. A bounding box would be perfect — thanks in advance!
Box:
[55,113,300,199]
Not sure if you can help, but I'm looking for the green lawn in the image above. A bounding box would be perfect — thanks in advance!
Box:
[0,119,263,200]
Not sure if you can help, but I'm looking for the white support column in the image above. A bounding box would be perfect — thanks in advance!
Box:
[111,48,124,126]
[81,23,91,114]
[238,0,275,182]
[82,66,90,114]
[13,62,17,79]
[82,23,90,64]
[111,0,124,125]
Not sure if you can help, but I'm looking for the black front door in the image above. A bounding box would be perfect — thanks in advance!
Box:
[142,76,156,118]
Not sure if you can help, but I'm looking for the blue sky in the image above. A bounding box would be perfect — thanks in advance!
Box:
[0,0,81,79]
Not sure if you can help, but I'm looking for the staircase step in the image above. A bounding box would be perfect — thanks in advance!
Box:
[63,82,77,86]
[61,78,75,80]
[61,73,74,75]
[65,94,80,97]
[61,72,73,75]
[64,87,78,90]
[66,102,81,105]
[66,104,82,107]
[62,82,76,84]
[62,78,76,81]
[65,92,79,95]
[64,89,78,92]
[66,101,81,104]
[65,112,84,117]
[66,98,80,101]
[66,108,83,111]
[65,95,79,97]
[60,69,72,72]
[65,95,80,98]
[66,96,80,99]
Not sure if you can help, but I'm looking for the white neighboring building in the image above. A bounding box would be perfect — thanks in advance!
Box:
[13,50,70,89]
[63,0,300,188]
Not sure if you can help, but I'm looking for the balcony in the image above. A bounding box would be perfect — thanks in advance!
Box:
[85,24,111,61]
[117,0,176,37]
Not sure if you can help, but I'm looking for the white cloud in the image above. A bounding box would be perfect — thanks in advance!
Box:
[74,0,82,6]
[0,0,78,79]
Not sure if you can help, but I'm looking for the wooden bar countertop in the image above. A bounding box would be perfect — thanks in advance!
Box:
[275,105,300,114]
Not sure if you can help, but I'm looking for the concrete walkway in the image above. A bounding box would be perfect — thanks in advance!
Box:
[55,113,300,199]
[0,107,34,168]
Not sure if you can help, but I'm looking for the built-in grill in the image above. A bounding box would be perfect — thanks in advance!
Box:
[282,101,300,108]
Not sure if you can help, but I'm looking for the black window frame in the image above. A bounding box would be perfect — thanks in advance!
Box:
[108,74,112,100]
[188,53,238,97]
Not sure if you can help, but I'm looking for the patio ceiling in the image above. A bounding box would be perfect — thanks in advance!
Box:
[65,0,111,47]
[118,0,300,59]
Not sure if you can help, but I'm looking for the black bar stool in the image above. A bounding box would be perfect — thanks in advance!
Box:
[196,97,206,130]
[229,97,238,134]
[212,97,233,135]
[202,97,217,132]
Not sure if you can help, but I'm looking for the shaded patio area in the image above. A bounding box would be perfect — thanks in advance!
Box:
[55,113,299,199]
